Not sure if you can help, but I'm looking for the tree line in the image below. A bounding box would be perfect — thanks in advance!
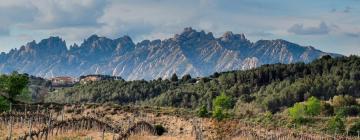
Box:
[45,55,359,114]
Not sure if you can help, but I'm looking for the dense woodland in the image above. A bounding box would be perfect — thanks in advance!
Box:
[45,55,360,115]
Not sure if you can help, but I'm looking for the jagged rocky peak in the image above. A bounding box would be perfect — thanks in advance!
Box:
[174,27,214,42]
[82,34,101,47]
[218,31,251,51]
[273,39,293,45]
[137,40,151,47]
[19,37,67,54]
[115,35,135,48]
[115,36,136,54]
[0,28,341,80]
[221,31,247,42]
[26,40,37,47]
[115,35,133,43]
[81,34,118,52]
[222,31,234,40]
[87,34,100,41]
[268,39,307,51]
[38,36,66,48]
[150,39,161,46]
[40,37,67,54]
[136,39,162,47]
[19,40,36,52]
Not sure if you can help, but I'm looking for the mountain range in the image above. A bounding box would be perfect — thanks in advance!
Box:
[0,27,341,80]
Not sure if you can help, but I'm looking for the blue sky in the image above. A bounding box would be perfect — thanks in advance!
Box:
[0,0,359,55]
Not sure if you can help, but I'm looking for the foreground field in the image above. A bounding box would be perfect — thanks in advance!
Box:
[0,103,358,140]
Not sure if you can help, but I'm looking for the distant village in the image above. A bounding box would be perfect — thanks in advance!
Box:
[50,74,123,87]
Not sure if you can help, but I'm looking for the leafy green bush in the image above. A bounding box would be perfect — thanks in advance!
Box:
[0,96,10,112]
[212,106,225,121]
[197,105,209,117]
[326,115,345,134]
[211,93,233,120]
[213,92,232,109]
[288,103,306,123]
[304,96,321,116]
[288,97,321,124]
[348,121,360,136]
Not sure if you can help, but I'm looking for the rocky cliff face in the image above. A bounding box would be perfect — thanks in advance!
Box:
[0,27,341,80]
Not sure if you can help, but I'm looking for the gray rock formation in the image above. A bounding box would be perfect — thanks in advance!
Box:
[0,27,341,80]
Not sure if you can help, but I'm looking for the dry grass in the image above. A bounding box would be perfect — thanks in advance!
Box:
[0,121,46,139]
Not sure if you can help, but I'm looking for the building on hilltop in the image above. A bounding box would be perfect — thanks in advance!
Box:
[50,76,77,87]
[79,74,122,84]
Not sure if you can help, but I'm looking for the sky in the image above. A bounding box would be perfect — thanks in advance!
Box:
[0,0,359,55]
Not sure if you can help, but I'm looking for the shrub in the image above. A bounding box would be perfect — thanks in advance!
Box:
[212,106,225,121]
[181,74,192,82]
[170,73,178,82]
[211,92,232,120]
[154,124,166,135]
[348,121,360,136]
[197,105,208,117]
[213,92,232,109]
[326,115,345,134]
[304,96,321,116]
[288,103,306,123]
[0,96,10,112]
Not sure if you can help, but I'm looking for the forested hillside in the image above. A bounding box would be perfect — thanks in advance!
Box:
[45,55,360,114]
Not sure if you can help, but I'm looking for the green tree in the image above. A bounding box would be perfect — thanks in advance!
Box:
[213,92,232,109]
[0,96,10,112]
[288,103,306,123]
[170,73,178,82]
[304,96,321,116]
[0,72,29,103]
[181,74,192,82]
[197,105,208,117]
[211,92,232,120]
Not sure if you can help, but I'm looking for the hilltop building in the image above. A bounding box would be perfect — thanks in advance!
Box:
[79,74,122,84]
[51,76,77,87]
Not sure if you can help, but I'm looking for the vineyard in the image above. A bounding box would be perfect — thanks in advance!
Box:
[0,103,359,140]
[0,103,160,140]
